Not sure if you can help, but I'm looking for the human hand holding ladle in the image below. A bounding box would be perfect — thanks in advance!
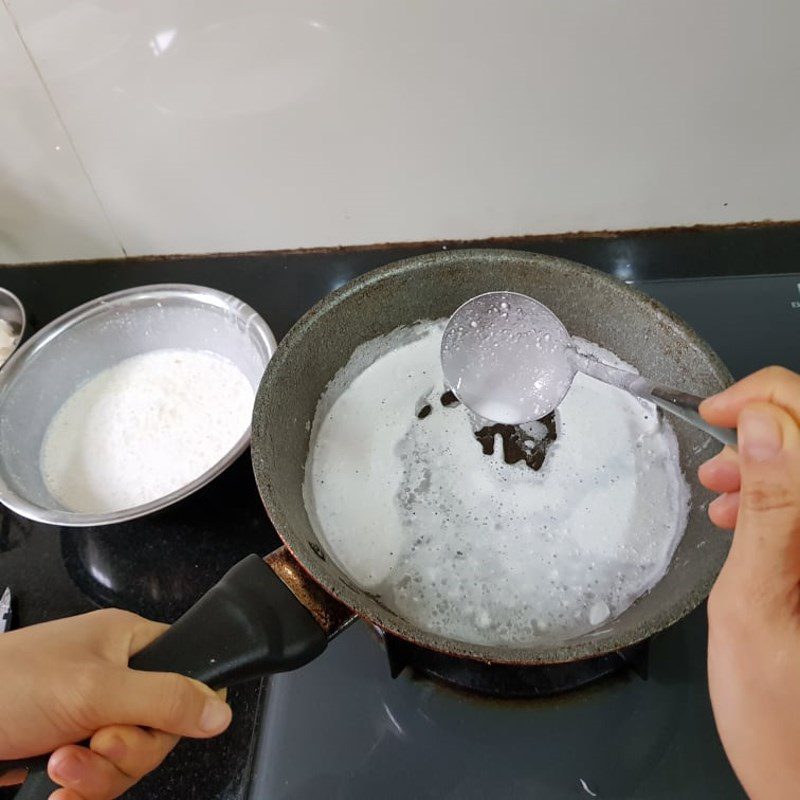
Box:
[441,291,737,448]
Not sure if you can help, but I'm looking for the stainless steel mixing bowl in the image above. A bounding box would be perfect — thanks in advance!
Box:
[0,284,276,526]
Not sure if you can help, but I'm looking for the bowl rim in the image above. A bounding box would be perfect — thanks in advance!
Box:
[0,283,277,527]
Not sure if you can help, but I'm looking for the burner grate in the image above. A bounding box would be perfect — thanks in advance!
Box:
[381,632,650,698]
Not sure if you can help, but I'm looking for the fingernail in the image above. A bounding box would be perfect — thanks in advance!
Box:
[698,453,718,472]
[740,409,783,462]
[0,767,27,786]
[701,451,734,472]
[92,734,126,762]
[699,396,717,412]
[200,699,232,733]
[708,493,725,511]
[700,392,727,412]
[50,751,84,783]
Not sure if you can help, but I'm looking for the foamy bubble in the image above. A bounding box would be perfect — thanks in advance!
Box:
[304,322,689,647]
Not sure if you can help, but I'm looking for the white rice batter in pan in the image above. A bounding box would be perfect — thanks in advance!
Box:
[304,321,689,646]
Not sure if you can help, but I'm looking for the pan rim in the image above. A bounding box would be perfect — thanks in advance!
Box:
[252,248,732,665]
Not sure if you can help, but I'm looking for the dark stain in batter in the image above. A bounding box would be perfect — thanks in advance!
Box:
[440,390,459,407]
[418,390,557,471]
[474,412,557,471]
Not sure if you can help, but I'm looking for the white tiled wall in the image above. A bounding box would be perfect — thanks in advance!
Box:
[2,0,800,263]
[0,3,121,263]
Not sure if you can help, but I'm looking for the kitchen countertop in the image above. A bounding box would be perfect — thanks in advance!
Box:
[0,222,798,800]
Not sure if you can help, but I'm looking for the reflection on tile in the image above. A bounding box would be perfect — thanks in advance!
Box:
[0,5,121,264]
[7,0,800,258]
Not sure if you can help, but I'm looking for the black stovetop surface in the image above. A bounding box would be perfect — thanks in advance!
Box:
[248,271,800,800]
[1,225,798,799]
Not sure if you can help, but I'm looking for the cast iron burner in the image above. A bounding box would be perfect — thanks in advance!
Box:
[380,632,650,698]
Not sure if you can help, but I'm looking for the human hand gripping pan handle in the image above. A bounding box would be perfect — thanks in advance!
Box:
[4,552,353,800]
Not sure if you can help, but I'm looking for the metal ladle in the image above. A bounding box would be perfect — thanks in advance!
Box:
[441,291,737,448]
[0,287,25,367]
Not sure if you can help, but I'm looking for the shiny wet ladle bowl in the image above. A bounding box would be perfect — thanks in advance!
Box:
[441,291,737,448]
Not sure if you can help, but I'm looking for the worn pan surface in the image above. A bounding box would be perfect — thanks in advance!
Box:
[252,249,733,665]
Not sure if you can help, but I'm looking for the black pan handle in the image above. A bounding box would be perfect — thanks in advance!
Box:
[127,554,328,683]
[4,554,328,800]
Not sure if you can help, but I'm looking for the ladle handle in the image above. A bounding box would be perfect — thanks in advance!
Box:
[2,555,329,800]
[568,351,737,449]
[636,384,738,449]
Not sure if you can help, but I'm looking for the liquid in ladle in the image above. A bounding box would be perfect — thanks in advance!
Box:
[441,292,575,424]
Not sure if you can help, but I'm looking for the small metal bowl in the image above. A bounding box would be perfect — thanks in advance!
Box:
[0,287,26,365]
[0,284,276,526]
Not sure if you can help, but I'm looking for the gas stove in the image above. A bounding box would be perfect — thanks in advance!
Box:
[380,629,650,698]
[1,235,798,800]
[248,273,800,800]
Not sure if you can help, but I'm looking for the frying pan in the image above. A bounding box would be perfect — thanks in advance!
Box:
[5,250,733,798]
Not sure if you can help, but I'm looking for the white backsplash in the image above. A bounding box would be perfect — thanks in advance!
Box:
[2,0,799,264]
[0,4,121,262]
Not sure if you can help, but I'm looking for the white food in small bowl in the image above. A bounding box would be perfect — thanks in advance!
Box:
[0,319,19,366]
[41,348,254,514]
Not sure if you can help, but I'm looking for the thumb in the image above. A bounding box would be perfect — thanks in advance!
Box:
[98,669,233,739]
[731,401,800,599]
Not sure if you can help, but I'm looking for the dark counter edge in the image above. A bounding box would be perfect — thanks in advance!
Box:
[3,219,800,281]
